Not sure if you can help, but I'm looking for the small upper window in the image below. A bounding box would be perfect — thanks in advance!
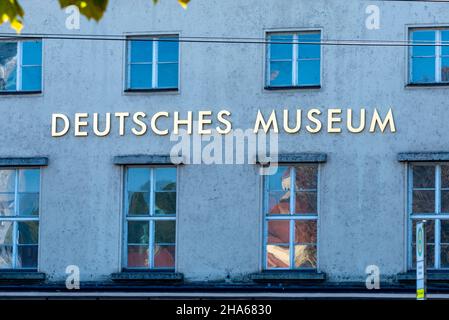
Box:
[410,28,449,84]
[0,40,43,93]
[126,36,179,91]
[266,31,321,89]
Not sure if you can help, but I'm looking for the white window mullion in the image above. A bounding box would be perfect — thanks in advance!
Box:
[149,169,155,268]
[12,170,19,268]
[436,31,442,83]
[435,165,442,268]
[292,34,299,86]
[289,167,296,268]
[16,42,22,91]
[152,38,158,89]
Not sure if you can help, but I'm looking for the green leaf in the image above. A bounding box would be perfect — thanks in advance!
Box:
[0,0,24,33]
[153,0,190,9]
[58,0,109,21]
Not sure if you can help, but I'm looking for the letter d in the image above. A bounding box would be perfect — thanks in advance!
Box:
[52,114,70,137]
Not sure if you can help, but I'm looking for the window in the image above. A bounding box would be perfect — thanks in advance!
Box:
[409,164,449,269]
[126,36,179,91]
[266,31,321,88]
[0,169,40,269]
[264,165,318,269]
[0,40,42,93]
[409,28,449,84]
[124,167,176,269]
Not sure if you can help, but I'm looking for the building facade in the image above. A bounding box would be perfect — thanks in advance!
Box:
[0,0,449,290]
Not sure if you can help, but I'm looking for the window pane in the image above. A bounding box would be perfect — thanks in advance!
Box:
[18,193,39,216]
[269,61,292,86]
[0,246,12,269]
[18,221,38,244]
[154,220,176,243]
[295,220,317,243]
[295,192,317,214]
[158,38,179,62]
[267,220,289,243]
[295,165,317,190]
[413,166,435,188]
[155,192,176,215]
[127,168,150,192]
[269,35,293,60]
[268,191,290,214]
[443,31,449,56]
[19,169,40,193]
[22,41,42,66]
[442,165,449,188]
[0,221,13,245]
[0,194,14,216]
[21,66,42,91]
[127,221,149,244]
[268,167,290,191]
[127,245,148,267]
[157,63,178,88]
[412,190,435,213]
[130,40,153,63]
[154,245,175,268]
[298,33,320,59]
[0,42,17,91]
[155,168,176,191]
[441,244,449,268]
[412,57,436,83]
[17,245,37,268]
[298,59,320,86]
[127,192,149,215]
[412,30,436,57]
[0,170,15,192]
[442,57,449,82]
[426,244,435,268]
[266,244,289,268]
[442,220,449,243]
[442,191,449,213]
[295,245,317,268]
[129,64,152,89]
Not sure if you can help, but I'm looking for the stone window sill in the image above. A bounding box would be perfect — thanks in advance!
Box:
[250,271,326,283]
[0,271,46,283]
[396,271,449,283]
[111,271,184,283]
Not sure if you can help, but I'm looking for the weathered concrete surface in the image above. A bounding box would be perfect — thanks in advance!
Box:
[0,0,447,283]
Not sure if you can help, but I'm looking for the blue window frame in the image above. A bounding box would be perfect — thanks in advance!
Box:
[126,35,179,91]
[0,40,42,93]
[266,31,321,88]
[124,166,177,270]
[0,168,40,270]
[263,165,319,270]
[410,29,449,84]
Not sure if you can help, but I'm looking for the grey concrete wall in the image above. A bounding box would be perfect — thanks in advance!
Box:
[0,0,448,282]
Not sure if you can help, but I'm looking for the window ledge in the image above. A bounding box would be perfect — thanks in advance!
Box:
[124,88,178,94]
[406,83,449,88]
[0,91,42,96]
[111,271,184,283]
[397,152,449,162]
[396,271,449,283]
[250,271,326,283]
[264,85,321,91]
[0,271,46,283]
